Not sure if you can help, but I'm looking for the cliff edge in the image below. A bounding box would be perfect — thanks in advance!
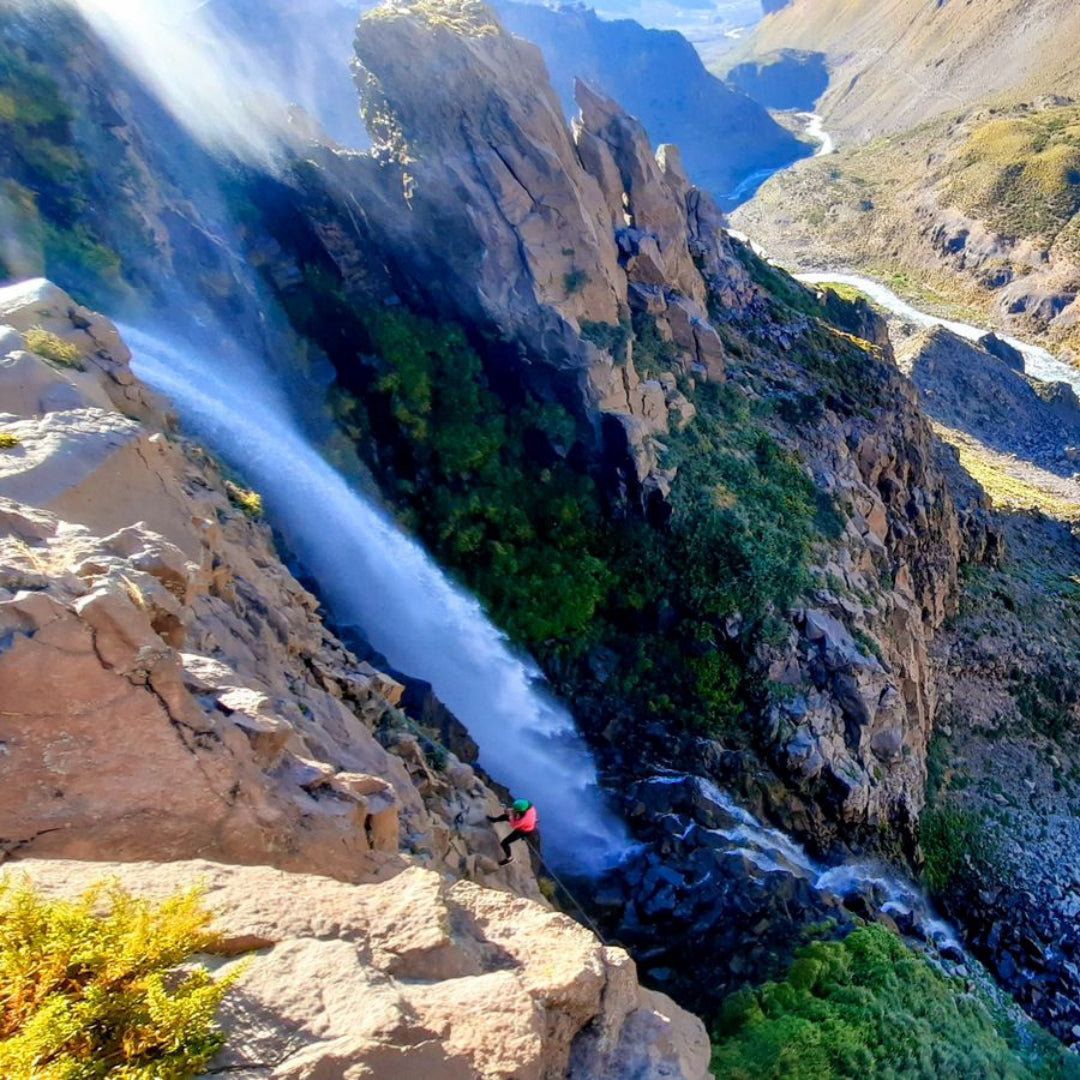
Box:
[0,278,712,1079]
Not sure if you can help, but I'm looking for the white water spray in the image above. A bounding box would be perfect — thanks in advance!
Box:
[69,0,300,165]
[123,324,632,873]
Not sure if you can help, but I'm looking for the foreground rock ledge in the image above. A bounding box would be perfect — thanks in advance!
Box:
[0,857,713,1080]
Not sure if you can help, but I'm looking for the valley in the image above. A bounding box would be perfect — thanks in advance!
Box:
[3,0,1080,1077]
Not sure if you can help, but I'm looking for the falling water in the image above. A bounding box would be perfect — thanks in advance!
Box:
[123,323,631,873]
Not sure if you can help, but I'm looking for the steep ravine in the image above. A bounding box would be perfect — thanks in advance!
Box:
[0,278,711,1079]
[3,0,1079,1072]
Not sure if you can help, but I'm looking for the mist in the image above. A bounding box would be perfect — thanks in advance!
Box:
[69,0,363,164]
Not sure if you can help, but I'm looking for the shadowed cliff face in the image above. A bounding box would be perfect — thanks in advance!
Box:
[241,2,996,862]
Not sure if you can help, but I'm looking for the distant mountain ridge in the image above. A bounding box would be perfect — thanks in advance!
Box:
[750,0,1080,142]
[494,0,808,198]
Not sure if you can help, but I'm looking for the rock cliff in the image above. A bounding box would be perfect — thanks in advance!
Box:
[2,858,712,1079]
[0,278,540,893]
[299,2,760,505]
[493,0,808,199]
[0,276,712,1077]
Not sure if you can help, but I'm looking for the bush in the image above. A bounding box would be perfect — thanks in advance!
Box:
[23,326,82,369]
[225,481,264,519]
[921,806,1005,900]
[0,879,235,1079]
[712,924,1079,1080]
[0,433,19,448]
[0,31,126,305]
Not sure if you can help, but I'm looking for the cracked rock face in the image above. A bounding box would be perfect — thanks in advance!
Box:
[0,280,538,898]
[2,858,713,1080]
[306,4,753,501]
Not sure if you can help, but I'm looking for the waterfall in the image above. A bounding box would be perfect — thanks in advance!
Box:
[122,323,632,874]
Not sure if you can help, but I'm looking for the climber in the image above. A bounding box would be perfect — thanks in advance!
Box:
[487,798,538,865]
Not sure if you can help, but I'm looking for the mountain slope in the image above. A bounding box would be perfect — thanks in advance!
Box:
[494,0,807,197]
[750,0,1080,142]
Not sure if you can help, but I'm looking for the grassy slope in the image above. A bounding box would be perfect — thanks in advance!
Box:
[747,0,1080,142]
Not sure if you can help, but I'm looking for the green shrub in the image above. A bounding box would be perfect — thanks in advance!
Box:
[563,269,590,296]
[921,806,1004,900]
[225,482,264,519]
[0,879,235,1079]
[712,924,1078,1080]
[0,433,19,449]
[23,326,82,369]
[580,318,631,363]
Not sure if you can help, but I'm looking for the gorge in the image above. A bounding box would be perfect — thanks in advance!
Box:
[4,0,1080,1077]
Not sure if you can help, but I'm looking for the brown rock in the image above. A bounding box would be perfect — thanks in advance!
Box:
[0,858,714,1080]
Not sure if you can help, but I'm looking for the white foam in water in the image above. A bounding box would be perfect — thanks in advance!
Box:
[123,324,631,873]
[796,271,1080,395]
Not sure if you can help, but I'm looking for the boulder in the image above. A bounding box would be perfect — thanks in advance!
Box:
[0,858,714,1080]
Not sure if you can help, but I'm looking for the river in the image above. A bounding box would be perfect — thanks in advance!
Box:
[796,271,1080,395]
[722,110,833,204]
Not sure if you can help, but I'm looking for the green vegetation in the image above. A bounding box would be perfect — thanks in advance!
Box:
[580,318,631,363]
[363,0,501,36]
[0,879,235,1079]
[1010,668,1078,741]
[240,170,865,739]
[225,482,265,520]
[0,32,125,304]
[24,327,82,369]
[711,925,1079,1080]
[0,433,19,449]
[563,269,589,296]
[949,106,1080,250]
[921,806,1004,901]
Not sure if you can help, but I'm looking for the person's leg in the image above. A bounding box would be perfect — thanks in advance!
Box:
[500,828,527,863]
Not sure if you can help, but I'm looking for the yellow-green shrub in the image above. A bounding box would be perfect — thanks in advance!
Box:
[0,433,19,449]
[24,326,82,369]
[225,481,264,519]
[0,880,235,1080]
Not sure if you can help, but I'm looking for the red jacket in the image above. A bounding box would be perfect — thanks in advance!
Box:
[511,806,538,833]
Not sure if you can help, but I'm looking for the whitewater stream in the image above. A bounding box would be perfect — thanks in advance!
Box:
[723,111,833,204]
[796,271,1080,395]
[124,324,630,873]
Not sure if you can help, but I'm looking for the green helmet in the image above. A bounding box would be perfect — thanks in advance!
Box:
[512,798,531,813]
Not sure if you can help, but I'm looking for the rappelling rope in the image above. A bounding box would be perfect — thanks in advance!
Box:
[531,846,611,947]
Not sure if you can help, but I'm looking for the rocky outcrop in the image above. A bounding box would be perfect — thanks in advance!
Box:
[723,49,829,112]
[353,1,627,332]
[0,279,536,897]
[298,1,756,499]
[493,0,807,199]
[753,344,994,851]
[899,325,1080,465]
[3,857,713,1080]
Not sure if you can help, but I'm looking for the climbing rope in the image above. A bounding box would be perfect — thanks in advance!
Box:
[531,846,611,947]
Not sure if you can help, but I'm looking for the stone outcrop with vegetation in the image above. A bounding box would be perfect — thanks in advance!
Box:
[2,858,712,1080]
[0,276,711,1077]
[0,278,542,891]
